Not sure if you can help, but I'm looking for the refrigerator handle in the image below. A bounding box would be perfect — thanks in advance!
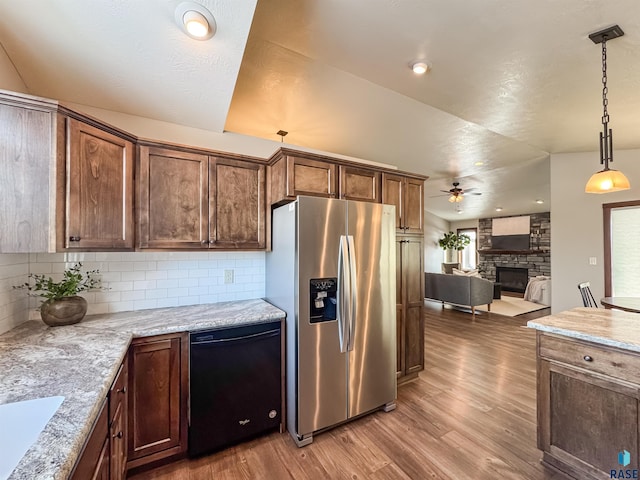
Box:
[338,235,350,353]
[346,235,357,352]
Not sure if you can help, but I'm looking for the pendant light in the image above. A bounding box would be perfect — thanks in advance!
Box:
[585,25,631,194]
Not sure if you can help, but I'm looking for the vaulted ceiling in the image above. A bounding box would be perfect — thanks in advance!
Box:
[1,0,639,220]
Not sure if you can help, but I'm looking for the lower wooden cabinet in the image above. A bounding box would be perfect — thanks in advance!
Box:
[127,333,188,469]
[396,235,425,381]
[70,355,128,480]
[537,332,640,479]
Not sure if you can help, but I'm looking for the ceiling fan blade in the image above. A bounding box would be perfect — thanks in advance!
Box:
[467,192,482,196]
[463,187,477,192]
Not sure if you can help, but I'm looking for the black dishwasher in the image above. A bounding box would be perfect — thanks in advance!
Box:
[188,320,281,457]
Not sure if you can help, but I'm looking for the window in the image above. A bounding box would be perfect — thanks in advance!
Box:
[457,228,477,270]
[604,201,640,296]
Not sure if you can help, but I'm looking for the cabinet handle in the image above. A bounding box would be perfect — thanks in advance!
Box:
[113,431,123,439]
[201,240,211,245]
[583,355,593,362]
[69,236,81,242]
[116,387,127,394]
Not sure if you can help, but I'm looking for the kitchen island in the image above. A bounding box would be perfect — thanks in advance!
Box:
[528,307,640,480]
[0,299,284,480]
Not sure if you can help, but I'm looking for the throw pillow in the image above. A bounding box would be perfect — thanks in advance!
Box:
[452,268,482,278]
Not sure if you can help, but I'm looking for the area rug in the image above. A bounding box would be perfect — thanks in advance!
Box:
[477,296,549,317]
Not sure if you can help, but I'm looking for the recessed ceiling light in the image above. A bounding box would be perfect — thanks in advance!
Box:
[536,199,544,204]
[495,207,503,212]
[411,62,430,75]
[474,161,484,166]
[175,2,216,40]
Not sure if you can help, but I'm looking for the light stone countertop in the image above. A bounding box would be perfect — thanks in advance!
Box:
[0,299,285,480]
[527,307,640,352]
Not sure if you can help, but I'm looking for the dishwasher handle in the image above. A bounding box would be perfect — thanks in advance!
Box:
[191,328,280,346]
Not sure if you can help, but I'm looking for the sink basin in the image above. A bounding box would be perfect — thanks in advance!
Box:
[0,396,64,480]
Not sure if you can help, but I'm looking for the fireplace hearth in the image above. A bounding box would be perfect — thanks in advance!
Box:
[496,267,528,293]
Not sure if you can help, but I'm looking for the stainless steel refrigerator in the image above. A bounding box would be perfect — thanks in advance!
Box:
[265,196,396,447]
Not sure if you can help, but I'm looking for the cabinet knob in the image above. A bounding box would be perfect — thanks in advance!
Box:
[583,355,593,362]
[69,236,81,242]
[116,387,127,394]
[113,431,123,439]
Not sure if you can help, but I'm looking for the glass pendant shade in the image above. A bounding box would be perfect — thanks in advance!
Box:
[448,195,463,203]
[585,168,631,193]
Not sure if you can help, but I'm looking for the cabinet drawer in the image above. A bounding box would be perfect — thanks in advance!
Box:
[109,360,128,422]
[539,333,640,383]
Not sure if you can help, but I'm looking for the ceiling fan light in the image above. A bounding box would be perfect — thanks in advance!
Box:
[585,169,631,193]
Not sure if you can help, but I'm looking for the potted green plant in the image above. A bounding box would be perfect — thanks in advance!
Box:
[438,231,471,266]
[14,263,104,326]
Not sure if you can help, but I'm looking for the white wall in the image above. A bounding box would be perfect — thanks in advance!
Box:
[424,210,450,272]
[449,219,479,231]
[0,251,265,334]
[0,44,28,93]
[551,148,640,313]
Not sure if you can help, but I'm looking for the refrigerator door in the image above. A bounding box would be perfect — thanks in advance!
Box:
[347,201,397,418]
[296,196,348,436]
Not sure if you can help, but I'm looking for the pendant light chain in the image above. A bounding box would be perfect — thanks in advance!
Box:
[601,36,609,126]
[585,24,630,193]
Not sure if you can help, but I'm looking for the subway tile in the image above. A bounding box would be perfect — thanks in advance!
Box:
[134,280,157,290]
[120,290,146,301]
[109,301,134,313]
[145,288,169,300]
[121,271,146,282]
[145,270,168,280]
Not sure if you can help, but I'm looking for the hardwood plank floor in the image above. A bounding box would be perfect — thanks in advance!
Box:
[130,301,565,480]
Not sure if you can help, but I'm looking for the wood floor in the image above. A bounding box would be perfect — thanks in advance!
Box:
[130,302,565,480]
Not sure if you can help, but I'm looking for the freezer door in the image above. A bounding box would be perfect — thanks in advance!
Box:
[347,201,397,418]
[296,196,348,435]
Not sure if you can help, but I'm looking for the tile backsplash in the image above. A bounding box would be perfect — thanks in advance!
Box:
[0,251,265,334]
[0,254,29,334]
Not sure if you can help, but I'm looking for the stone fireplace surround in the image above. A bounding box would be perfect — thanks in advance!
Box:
[478,212,550,287]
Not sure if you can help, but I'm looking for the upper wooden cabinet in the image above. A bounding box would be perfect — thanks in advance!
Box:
[339,165,381,203]
[210,158,266,249]
[138,146,265,250]
[0,92,57,253]
[137,146,209,249]
[62,118,135,250]
[382,173,424,234]
[270,154,337,205]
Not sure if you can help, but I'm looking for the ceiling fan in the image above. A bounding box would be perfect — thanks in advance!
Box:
[440,182,482,203]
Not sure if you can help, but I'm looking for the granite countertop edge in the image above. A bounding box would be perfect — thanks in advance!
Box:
[527,307,640,353]
[3,298,285,480]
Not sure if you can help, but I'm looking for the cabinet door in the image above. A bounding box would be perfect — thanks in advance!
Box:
[210,158,265,249]
[70,400,109,480]
[382,173,404,231]
[66,118,134,249]
[395,240,404,377]
[339,166,381,203]
[286,156,336,198]
[403,177,424,234]
[538,359,639,478]
[138,146,209,249]
[403,237,425,374]
[0,100,55,252]
[127,333,188,468]
[382,174,424,233]
[109,360,128,480]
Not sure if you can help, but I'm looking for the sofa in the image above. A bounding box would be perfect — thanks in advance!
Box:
[424,272,494,315]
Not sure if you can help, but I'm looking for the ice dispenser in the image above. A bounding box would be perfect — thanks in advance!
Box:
[309,278,337,323]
